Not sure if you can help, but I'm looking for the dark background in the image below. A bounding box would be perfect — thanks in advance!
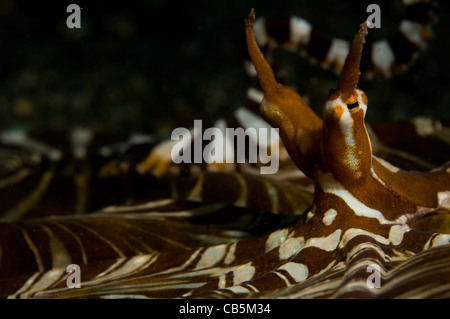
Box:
[0,0,449,136]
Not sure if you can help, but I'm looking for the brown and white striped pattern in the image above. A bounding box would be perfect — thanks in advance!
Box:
[0,1,449,300]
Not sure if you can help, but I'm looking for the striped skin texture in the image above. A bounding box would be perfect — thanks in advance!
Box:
[0,5,449,299]
[251,0,437,78]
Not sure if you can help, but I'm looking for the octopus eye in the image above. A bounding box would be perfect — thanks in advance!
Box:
[347,101,359,110]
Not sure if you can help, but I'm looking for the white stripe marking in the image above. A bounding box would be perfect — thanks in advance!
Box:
[279,262,309,282]
[323,209,338,226]
[246,87,264,104]
[399,20,429,50]
[438,191,450,210]
[290,16,312,44]
[266,228,289,252]
[372,41,395,76]
[254,17,268,47]
[233,262,255,285]
[279,236,304,260]
[326,38,350,68]
[340,225,410,248]
[319,172,397,224]
[304,229,342,251]
[195,245,227,269]
[225,242,237,265]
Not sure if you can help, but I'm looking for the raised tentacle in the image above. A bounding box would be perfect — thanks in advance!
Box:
[336,22,368,103]
[245,9,322,180]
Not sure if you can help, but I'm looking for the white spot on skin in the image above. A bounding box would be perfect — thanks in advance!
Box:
[279,237,304,260]
[304,229,342,251]
[70,127,93,159]
[399,20,430,50]
[278,262,309,282]
[322,209,338,226]
[233,262,255,285]
[224,243,237,265]
[254,17,268,47]
[306,205,315,223]
[195,245,227,269]
[266,229,289,252]
[412,117,442,137]
[438,191,450,210]
[244,60,257,77]
[218,275,226,289]
[306,211,314,223]
[372,40,395,76]
[325,38,350,70]
[389,224,411,246]
[290,16,312,45]
[431,234,450,248]
[246,87,264,104]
